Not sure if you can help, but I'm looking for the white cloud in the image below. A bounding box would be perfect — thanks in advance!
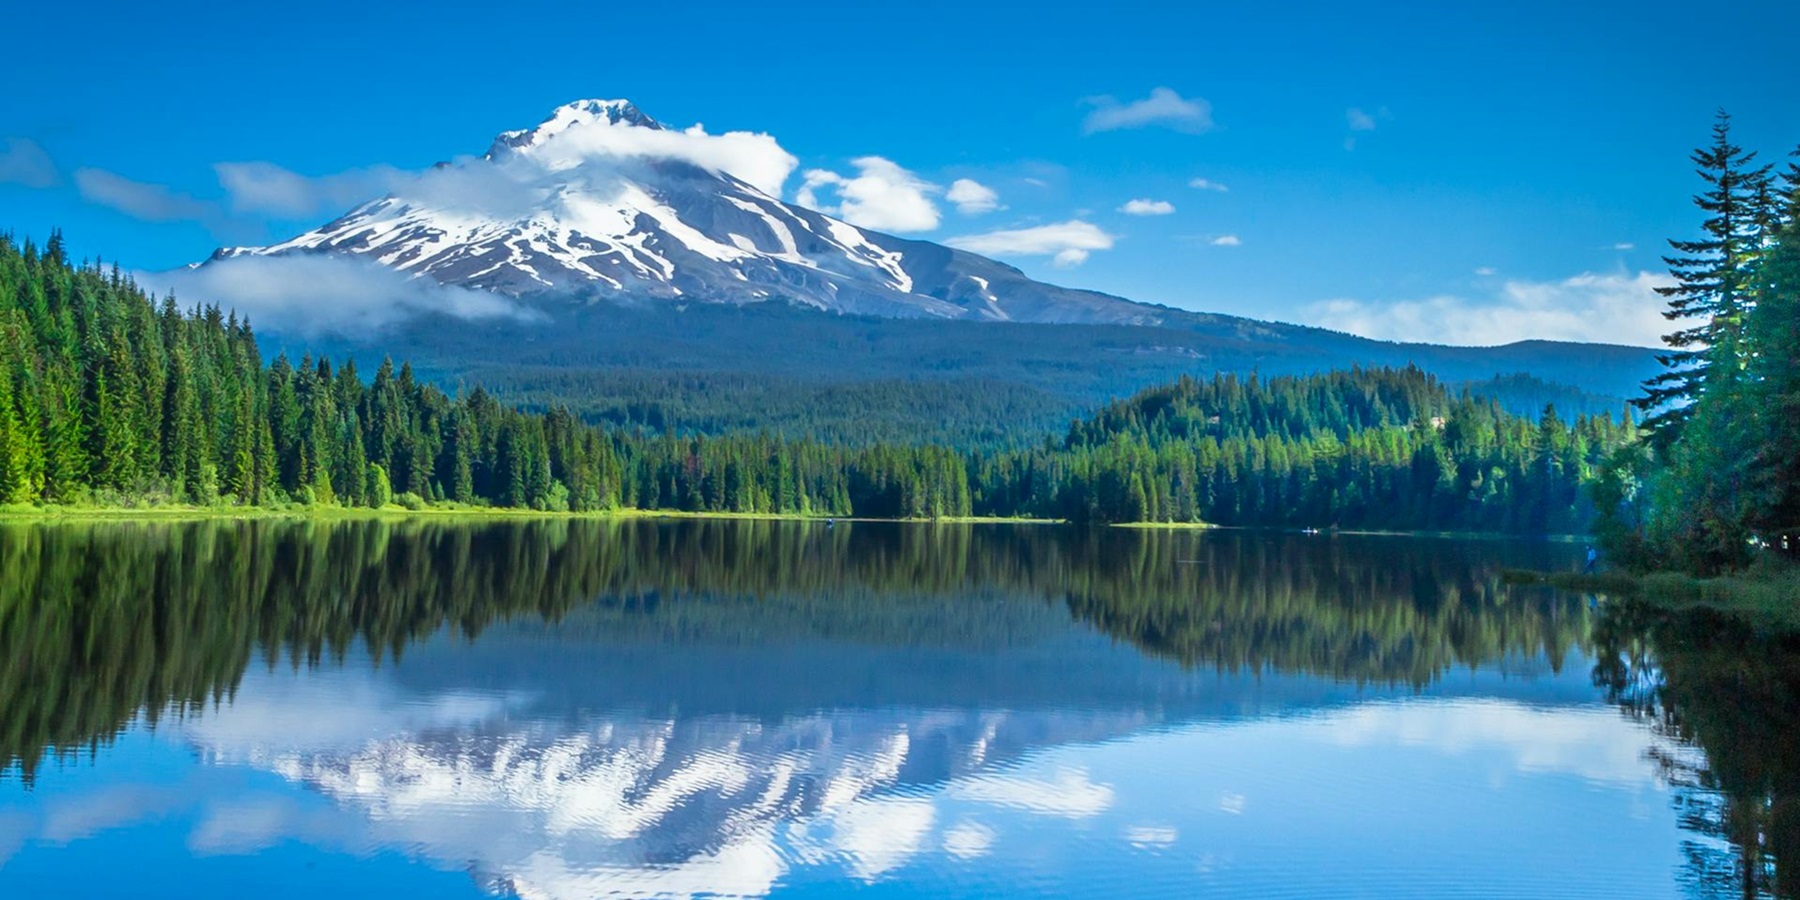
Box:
[137,254,541,335]
[74,168,218,223]
[1305,270,1685,347]
[214,161,411,218]
[1119,198,1175,216]
[518,118,798,198]
[0,137,58,188]
[1475,266,1498,276]
[1188,178,1229,192]
[944,220,1116,267]
[1612,242,1636,251]
[945,178,1001,214]
[1082,87,1214,134]
[1347,107,1378,131]
[1210,234,1241,247]
[797,156,941,233]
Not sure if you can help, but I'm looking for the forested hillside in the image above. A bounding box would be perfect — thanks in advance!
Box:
[0,230,1624,531]
[980,368,1632,531]
[313,300,1645,448]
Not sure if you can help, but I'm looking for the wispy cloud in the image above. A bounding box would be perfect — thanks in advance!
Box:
[1306,270,1683,347]
[1612,242,1635,251]
[1188,178,1229,192]
[0,137,58,188]
[945,220,1116,267]
[1343,106,1388,151]
[945,178,1002,215]
[73,168,220,224]
[214,161,410,218]
[1209,234,1241,247]
[1081,88,1213,135]
[1475,266,1498,276]
[138,254,542,336]
[1119,198,1175,216]
[797,156,940,232]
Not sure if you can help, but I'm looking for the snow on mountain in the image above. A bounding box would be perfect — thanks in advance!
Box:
[213,100,1169,325]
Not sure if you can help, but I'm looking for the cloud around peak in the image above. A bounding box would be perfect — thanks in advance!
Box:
[513,116,798,197]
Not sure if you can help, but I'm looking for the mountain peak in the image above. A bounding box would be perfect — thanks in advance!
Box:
[553,98,661,130]
[487,98,663,156]
[222,99,1172,327]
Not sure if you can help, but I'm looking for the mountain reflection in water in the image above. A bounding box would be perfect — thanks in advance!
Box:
[0,519,1792,898]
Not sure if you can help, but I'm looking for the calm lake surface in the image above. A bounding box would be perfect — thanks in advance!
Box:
[1,519,1794,898]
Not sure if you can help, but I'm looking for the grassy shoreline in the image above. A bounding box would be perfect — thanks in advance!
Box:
[0,503,1065,526]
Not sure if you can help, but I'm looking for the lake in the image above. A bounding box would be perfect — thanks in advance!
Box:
[0,519,1793,898]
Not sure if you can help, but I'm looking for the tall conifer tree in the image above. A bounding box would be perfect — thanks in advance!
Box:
[1636,111,1774,446]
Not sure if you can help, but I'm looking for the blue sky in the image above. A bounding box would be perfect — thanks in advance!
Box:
[4,0,1797,346]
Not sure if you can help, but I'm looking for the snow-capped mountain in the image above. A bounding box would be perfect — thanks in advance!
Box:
[215,99,1168,325]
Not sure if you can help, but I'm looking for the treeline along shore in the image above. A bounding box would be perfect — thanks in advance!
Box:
[0,232,1627,532]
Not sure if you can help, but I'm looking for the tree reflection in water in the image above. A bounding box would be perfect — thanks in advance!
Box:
[8,518,1792,896]
[1592,599,1800,899]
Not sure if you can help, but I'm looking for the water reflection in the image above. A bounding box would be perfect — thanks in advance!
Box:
[1592,600,1800,899]
[0,519,1789,897]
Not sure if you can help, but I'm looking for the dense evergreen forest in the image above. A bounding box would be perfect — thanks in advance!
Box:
[0,230,1629,530]
[1599,112,1800,573]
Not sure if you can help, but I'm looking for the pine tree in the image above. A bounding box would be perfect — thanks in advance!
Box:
[1636,111,1774,446]
[42,377,87,501]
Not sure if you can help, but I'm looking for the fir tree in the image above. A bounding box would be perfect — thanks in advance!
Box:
[1636,111,1774,446]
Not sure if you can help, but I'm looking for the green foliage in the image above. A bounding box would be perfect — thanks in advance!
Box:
[364,463,393,508]
[1634,110,1777,445]
[1610,116,1800,574]
[972,367,1631,530]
